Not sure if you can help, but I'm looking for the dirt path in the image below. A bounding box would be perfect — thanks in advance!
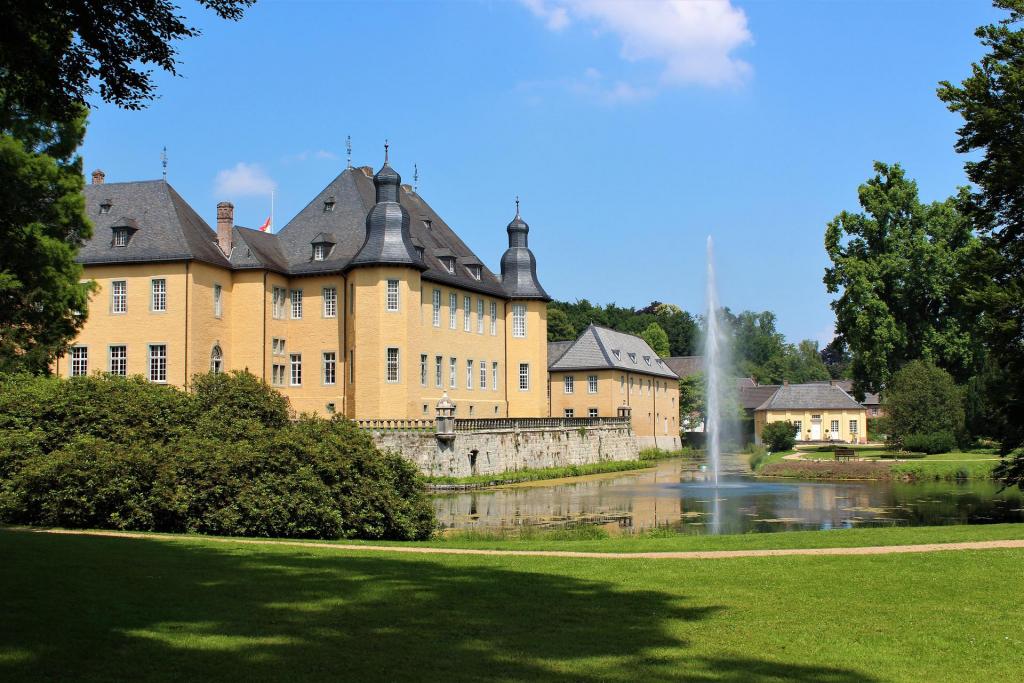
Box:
[22,528,1024,560]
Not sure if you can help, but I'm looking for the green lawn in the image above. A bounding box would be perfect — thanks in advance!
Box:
[2,528,1023,682]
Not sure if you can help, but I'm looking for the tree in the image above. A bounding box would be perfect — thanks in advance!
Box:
[678,374,705,430]
[884,360,964,448]
[783,340,831,384]
[639,322,670,357]
[0,0,254,123]
[823,162,979,397]
[0,107,94,373]
[938,1,1024,456]
[547,307,576,342]
[762,421,796,452]
[820,337,852,380]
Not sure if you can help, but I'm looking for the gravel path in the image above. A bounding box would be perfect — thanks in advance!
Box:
[29,528,1024,560]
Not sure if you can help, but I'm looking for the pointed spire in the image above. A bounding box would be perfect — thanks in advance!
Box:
[161,146,168,181]
[515,195,520,216]
[413,163,419,192]
[384,139,389,164]
[346,135,352,169]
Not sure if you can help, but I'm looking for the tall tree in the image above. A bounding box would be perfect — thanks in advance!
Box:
[938,0,1024,455]
[823,162,979,397]
[0,106,94,373]
[639,323,670,357]
[547,307,576,342]
[820,337,852,380]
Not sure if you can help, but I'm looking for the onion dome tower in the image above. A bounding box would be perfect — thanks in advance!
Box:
[500,198,549,299]
[350,144,425,269]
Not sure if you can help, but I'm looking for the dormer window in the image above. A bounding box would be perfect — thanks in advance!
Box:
[110,218,138,247]
[310,233,336,262]
[323,196,335,212]
[313,244,327,261]
[113,227,129,247]
[415,246,425,260]
[466,264,482,280]
[423,219,433,230]
[643,355,651,366]
[99,201,112,215]
[441,257,455,274]
[612,349,621,360]
[628,352,637,363]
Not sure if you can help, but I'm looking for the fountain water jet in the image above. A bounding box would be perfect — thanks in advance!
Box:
[704,236,724,486]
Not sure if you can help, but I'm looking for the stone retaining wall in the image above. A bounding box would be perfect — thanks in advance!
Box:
[370,423,639,478]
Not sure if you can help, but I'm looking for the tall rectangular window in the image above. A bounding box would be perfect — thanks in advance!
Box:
[323,287,337,318]
[349,283,355,314]
[386,348,400,383]
[850,420,858,434]
[463,296,471,331]
[466,359,474,390]
[564,376,574,394]
[148,344,166,383]
[588,375,598,393]
[290,289,303,319]
[432,289,441,326]
[323,352,336,385]
[272,363,286,386]
[386,280,399,311]
[273,286,285,319]
[492,362,499,391]
[109,345,126,376]
[479,360,487,389]
[449,293,457,329]
[151,279,166,312]
[449,357,457,388]
[831,419,840,435]
[349,349,355,384]
[213,283,222,317]
[420,354,428,387]
[477,299,484,333]
[489,301,497,335]
[111,280,127,314]
[435,355,443,388]
[512,304,526,338]
[71,346,88,377]
[519,363,530,391]
[290,353,302,386]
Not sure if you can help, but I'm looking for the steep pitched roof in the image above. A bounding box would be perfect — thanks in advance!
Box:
[230,227,290,273]
[810,379,881,406]
[756,383,864,411]
[664,356,703,378]
[547,340,574,367]
[549,324,678,378]
[739,384,780,411]
[79,180,230,268]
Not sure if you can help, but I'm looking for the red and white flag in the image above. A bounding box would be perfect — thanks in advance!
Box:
[258,216,271,232]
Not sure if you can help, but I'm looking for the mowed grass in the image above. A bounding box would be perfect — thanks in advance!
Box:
[1,529,1023,682]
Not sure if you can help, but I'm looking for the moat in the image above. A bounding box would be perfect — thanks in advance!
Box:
[431,454,1024,534]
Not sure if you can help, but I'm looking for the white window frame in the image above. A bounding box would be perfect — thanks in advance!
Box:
[449,357,457,388]
[588,375,598,394]
[71,346,88,377]
[435,355,443,388]
[831,419,840,436]
[588,408,599,418]
[466,359,474,390]
[386,347,400,383]
[519,363,530,391]
[272,363,286,387]
[323,352,336,386]
[108,345,126,376]
[489,301,497,335]
[272,286,286,319]
[290,289,303,319]
[512,304,526,338]
[449,292,458,329]
[148,344,167,383]
[479,360,487,390]
[564,408,574,418]
[477,299,484,334]
[210,345,223,374]
[213,283,222,318]
[151,279,166,313]
[323,287,337,318]
[564,375,574,394]
[420,354,428,387]
[386,280,400,312]
[432,289,441,327]
[313,243,326,261]
[492,361,499,391]
[112,227,128,247]
[111,280,127,314]
[290,353,302,386]
[849,420,858,434]
[463,296,471,331]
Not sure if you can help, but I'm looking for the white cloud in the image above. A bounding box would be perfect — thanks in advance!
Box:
[315,149,338,160]
[214,162,276,197]
[520,0,753,88]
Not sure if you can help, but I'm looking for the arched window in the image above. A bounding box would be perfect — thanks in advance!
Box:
[210,345,223,374]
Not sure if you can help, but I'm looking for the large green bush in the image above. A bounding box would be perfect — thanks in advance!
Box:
[885,361,964,449]
[901,432,957,455]
[762,421,796,452]
[0,372,435,540]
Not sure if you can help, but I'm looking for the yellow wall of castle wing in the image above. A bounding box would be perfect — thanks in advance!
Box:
[505,300,548,418]
[548,369,679,438]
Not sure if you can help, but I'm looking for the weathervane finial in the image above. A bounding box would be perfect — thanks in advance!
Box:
[384,139,389,164]
[515,195,520,216]
[413,163,418,192]
[346,135,352,169]
[161,146,168,181]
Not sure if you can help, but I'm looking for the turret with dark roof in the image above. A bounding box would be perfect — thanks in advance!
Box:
[500,202,549,300]
[348,150,425,270]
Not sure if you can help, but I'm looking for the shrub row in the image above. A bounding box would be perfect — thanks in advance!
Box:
[0,372,435,540]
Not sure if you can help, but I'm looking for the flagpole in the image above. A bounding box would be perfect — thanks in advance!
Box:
[271,190,275,233]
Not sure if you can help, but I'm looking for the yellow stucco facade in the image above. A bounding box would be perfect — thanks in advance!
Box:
[754,408,868,445]
[57,262,550,419]
[548,369,680,444]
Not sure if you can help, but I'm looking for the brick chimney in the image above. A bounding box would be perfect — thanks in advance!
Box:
[783,380,789,387]
[91,169,105,185]
[830,379,838,387]
[216,202,234,255]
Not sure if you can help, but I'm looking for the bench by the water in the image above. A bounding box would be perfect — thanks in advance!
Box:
[834,447,856,462]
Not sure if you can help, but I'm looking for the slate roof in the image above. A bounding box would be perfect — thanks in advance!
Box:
[76,167,545,301]
[664,356,703,378]
[549,324,678,379]
[755,383,864,412]
[80,180,230,268]
[547,341,574,367]
[810,379,881,406]
[739,384,781,411]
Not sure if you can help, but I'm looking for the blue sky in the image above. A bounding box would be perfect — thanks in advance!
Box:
[79,0,1000,346]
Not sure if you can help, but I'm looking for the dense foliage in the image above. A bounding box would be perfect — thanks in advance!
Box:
[0,372,435,540]
[824,162,979,397]
[884,361,964,452]
[639,323,670,357]
[761,421,796,452]
[547,300,699,356]
[939,1,1024,458]
[721,310,830,384]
